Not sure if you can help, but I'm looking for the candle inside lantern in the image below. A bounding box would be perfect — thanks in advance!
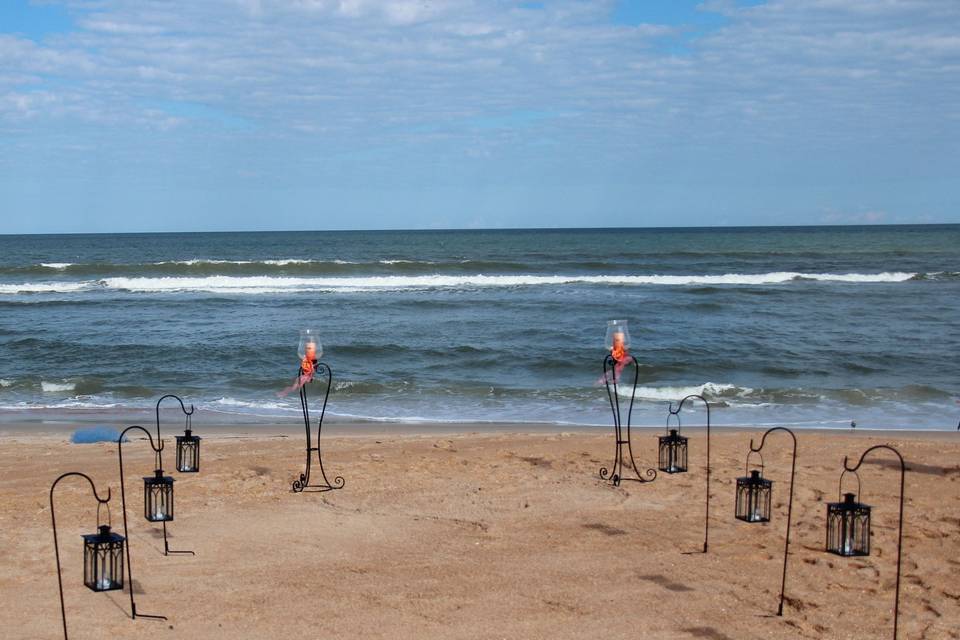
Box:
[604,320,631,363]
[297,329,323,378]
[611,331,626,361]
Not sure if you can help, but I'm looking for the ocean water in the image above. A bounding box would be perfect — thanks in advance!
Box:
[0,226,958,429]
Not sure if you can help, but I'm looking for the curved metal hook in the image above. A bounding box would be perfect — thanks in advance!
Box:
[51,471,111,504]
[844,444,905,474]
[749,425,797,455]
[669,394,710,416]
[120,425,163,453]
[668,394,711,435]
[156,394,194,442]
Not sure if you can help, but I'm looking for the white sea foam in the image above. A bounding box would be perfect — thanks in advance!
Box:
[211,397,297,411]
[161,258,330,266]
[622,382,747,401]
[41,381,77,392]
[40,263,73,269]
[95,272,920,293]
[0,379,12,387]
[0,282,93,294]
[0,271,919,295]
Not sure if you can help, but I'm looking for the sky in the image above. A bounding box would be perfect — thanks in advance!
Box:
[0,0,958,233]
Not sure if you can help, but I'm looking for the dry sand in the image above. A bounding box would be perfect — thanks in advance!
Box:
[1,422,958,639]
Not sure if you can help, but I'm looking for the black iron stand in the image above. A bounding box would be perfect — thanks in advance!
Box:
[50,472,114,640]
[154,394,195,556]
[116,426,168,622]
[599,354,657,486]
[291,361,344,492]
[668,394,712,552]
[749,427,797,616]
[843,445,906,640]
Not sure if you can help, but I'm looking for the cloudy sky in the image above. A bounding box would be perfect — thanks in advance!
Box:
[1,0,957,233]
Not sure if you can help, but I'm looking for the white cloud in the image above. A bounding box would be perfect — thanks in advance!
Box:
[0,0,956,225]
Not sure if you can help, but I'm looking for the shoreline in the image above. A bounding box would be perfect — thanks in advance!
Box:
[2,412,957,440]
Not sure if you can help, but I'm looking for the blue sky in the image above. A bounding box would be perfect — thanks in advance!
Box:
[0,0,957,233]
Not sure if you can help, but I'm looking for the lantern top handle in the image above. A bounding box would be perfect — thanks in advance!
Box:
[744,449,764,476]
[837,468,863,502]
[95,499,114,529]
[665,409,681,434]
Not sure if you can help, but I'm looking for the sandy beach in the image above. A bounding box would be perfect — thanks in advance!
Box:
[1,421,957,639]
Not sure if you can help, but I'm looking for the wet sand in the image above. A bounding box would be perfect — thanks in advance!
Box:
[1,421,958,639]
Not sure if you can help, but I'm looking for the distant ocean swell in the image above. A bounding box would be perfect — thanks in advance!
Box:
[0,271,939,296]
[1,227,958,429]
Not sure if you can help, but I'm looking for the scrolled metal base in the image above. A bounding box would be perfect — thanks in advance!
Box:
[291,469,345,493]
[290,362,345,494]
[599,354,657,487]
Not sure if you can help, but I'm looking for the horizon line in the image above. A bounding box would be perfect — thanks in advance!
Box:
[2,221,958,237]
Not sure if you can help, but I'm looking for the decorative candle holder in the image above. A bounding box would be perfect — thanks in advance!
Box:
[658,425,688,474]
[50,472,164,640]
[736,427,798,617]
[143,469,174,522]
[826,488,871,557]
[665,394,713,552]
[735,460,772,524]
[291,330,344,492]
[82,524,125,593]
[828,445,907,640]
[598,320,657,486]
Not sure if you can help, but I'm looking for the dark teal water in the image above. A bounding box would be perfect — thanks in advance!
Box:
[0,226,958,429]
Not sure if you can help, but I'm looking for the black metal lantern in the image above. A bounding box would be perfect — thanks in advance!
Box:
[826,469,871,558]
[658,428,688,474]
[175,429,200,473]
[735,454,772,523]
[826,492,871,557]
[82,525,125,592]
[143,470,174,522]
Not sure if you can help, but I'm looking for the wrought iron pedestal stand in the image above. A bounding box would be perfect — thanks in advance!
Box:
[599,354,656,486]
[291,361,344,492]
[667,394,712,552]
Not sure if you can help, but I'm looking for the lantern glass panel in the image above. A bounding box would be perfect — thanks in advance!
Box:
[604,320,631,352]
[826,492,871,557]
[144,471,175,522]
[82,525,125,592]
[176,430,201,473]
[735,470,772,523]
[298,329,323,363]
[658,430,688,474]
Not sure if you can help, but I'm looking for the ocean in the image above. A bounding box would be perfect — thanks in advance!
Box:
[0,226,958,429]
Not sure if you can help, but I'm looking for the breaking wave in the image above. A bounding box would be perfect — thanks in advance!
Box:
[0,271,923,295]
